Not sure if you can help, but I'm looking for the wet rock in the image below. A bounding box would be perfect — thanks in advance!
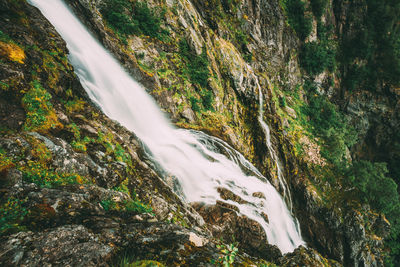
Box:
[192,201,281,262]
[0,225,113,267]
[279,246,342,267]
[252,191,266,199]
[217,187,249,204]
[261,212,269,223]
[181,107,196,123]
[0,168,21,189]
[0,98,25,130]
[284,106,297,119]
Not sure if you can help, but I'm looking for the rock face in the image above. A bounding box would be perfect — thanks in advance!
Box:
[192,201,282,262]
[0,0,392,266]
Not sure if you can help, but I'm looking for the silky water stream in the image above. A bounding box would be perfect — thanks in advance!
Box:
[29,0,305,253]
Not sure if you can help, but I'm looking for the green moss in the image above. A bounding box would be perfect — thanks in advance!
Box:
[22,80,62,132]
[213,243,238,266]
[100,0,168,40]
[0,81,10,91]
[310,0,327,19]
[0,197,28,236]
[118,259,165,267]
[299,41,336,76]
[179,40,210,88]
[65,99,85,114]
[21,161,85,188]
[100,197,152,214]
[0,30,14,43]
[280,0,312,41]
[0,149,15,174]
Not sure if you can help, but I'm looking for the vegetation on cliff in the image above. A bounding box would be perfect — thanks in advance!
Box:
[1,0,399,266]
[280,0,400,264]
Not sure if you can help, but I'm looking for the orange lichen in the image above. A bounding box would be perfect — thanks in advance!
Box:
[0,41,25,64]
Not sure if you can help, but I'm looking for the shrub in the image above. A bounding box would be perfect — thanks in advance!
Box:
[100,199,116,211]
[22,161,82,188]
[179,40,210,88]
[0,198,28,235]
[214,243,238,267]
[279,96,287,107]
[346,161,400,215]
[190,96,201,113]
[101,0,137,35]
[101,0,168,39]
[301,83,357,165]
[201,89,214,111]
[100,198,152,214]
[179,39,214,111]
[119,259,165,267]
[300,41,336,76]
[310,0,327,19]
[283,0,312,41]
[22,80,61,132]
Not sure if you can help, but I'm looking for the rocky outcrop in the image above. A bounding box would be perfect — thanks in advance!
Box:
[192,201,282,262]
[0,0,392,266]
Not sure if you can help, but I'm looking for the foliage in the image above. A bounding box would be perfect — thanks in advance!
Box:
[310,0,327,19]
[190,96,201,113]
[340,0,400,90]
[345,160,400,266]
[100,199,116,211]
[66,123,95,153]
[118,258,165,267]
[97,132,132,168]
[101,0,168,40]
[65,99,85,114]
[279,95,287,107]
[124,199,153,214]
[101,197,152,214]
[201,89,214,111]
[301,81,357,165]
[22,161,83,188]
[281,0,312,41]
[345,161,400,216]
[214,243,238,267]
[29,136,52,163]
[22,80,61,132]
[179,39,214,111]
[179,40,210,88]
[0,149,15,174]
[300,41,336,76]
[0,197,28,236]
[259,263,278,267]
[0,30,13,43]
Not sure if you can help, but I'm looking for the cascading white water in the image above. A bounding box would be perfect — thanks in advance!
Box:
[29,0,305,253]
[258,88,293,211]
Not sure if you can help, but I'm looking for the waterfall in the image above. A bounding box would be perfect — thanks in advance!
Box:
[258,88,293,211]
[28,0,305,253]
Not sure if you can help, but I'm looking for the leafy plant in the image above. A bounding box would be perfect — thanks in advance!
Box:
[281,0,312,41]
[22,161,82,188]
[215,243,238,267]
[101,0,168,40]
[118,258,165,267]
[22,80,61,132]
[279,95,287,107]
[0,197,28,236]
[310,0,327,19]
[300,41,336,76]
[179,40,210,88]
[345,161,400,216]
[301,82,357,165]
[100,199,117,211]
[100,197,152,214]
[189,96,201,113]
